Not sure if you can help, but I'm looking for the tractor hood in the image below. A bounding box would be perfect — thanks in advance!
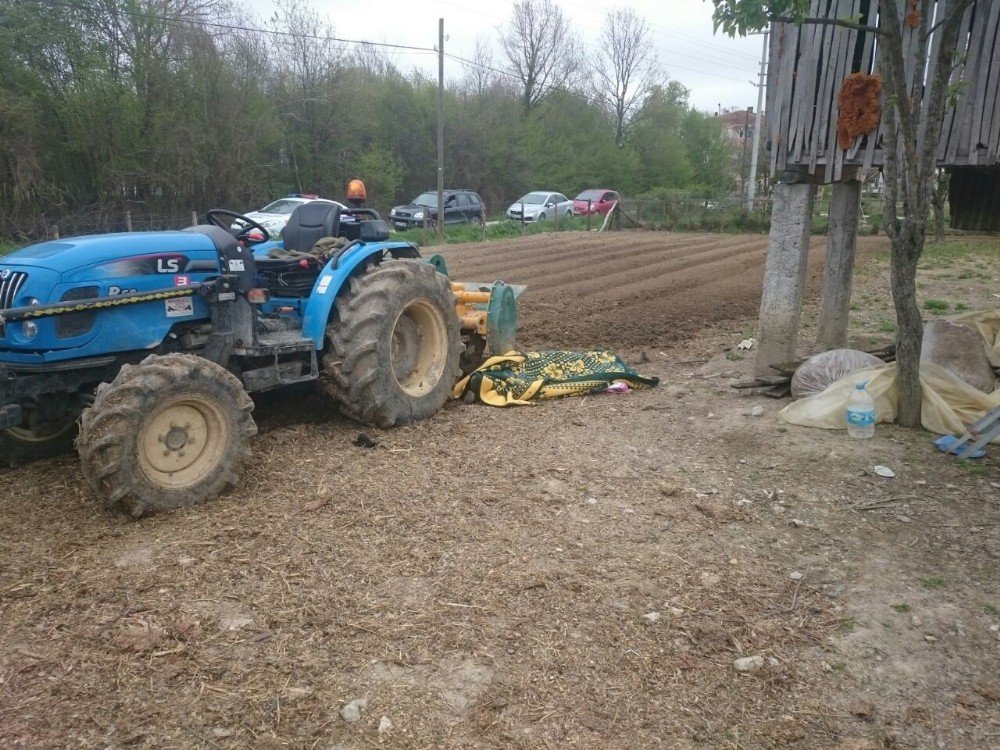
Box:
[2,231,221,274]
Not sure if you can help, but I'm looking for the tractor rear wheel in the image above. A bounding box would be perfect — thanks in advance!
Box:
[76,353,256,517]
[321,260,463,427]
[0,398,78,467]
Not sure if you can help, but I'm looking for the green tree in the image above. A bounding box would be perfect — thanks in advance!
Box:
[630,83,695,191]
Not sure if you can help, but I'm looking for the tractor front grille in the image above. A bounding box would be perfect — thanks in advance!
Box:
[0,271,27,310]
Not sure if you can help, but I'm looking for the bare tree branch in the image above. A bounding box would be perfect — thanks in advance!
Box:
[499,0,580,115]
[593,7,657,146]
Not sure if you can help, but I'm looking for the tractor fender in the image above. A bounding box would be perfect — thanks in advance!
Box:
[301,241,421,349]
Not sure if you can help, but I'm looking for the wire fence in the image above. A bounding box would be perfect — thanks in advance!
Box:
[2,191,897,245]
[1,206,204,243]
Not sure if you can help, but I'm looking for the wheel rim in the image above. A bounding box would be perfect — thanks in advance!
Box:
[6,421,75,443]
[5,405,76,443]
[390,298,448,397]
[138,395,229,489]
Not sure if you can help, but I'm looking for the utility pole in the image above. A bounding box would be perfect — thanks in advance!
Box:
[740,106,751,203]
[436,18,445,245]
[747,29,768,210]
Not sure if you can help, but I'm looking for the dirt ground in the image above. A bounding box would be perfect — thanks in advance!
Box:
[1,230,997,749]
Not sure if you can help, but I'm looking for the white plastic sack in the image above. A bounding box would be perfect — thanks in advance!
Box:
[790,348,885,400]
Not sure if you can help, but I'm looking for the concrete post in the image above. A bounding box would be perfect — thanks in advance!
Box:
[817,180,862,349]
[754,181,817,375]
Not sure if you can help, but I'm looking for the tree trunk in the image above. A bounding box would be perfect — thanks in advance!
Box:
[931,200,945,242]
[889,220,924,428]
[930,171,947,243]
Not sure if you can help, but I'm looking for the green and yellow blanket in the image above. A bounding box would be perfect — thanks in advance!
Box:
[453,350,659,407]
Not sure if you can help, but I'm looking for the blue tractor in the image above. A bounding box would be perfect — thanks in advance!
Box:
[0,202,520,516]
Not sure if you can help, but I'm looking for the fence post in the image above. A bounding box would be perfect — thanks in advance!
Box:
[553,201,558,230]
[52,224,60,240]
[520,201,525,234]
[125,211,132,232]
[587,200,592,231]
[191,210,198,227]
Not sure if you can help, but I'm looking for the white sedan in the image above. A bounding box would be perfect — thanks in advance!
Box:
[506,191,574,223]
[233,195,349,237]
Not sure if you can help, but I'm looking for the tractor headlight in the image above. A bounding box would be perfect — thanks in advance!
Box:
[27,298,39,307]
[22,320,38,340]
[413,211,424,220]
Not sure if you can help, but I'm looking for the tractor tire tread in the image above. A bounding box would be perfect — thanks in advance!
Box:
[320,260,463,427]
[76,353,256,517]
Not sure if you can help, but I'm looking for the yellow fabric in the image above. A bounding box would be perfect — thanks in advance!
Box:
[779,308,1000,441]
[453,350,659,407]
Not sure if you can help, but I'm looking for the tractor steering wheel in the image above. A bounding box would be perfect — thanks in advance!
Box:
[205,209,272,246]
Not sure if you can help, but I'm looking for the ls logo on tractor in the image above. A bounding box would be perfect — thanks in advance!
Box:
[157,257,181,273]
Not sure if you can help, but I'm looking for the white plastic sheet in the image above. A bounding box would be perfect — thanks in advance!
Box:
[779,308,1000,442]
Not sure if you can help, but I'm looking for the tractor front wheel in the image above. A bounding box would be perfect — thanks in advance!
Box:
[76,353,256,517]
[322,260,463,427]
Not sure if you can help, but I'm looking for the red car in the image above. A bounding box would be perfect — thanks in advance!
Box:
[573,189,619,216]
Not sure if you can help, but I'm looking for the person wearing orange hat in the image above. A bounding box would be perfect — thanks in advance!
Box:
[346,179,367,208]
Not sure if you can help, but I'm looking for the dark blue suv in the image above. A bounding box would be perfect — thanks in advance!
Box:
[389,190,485,230]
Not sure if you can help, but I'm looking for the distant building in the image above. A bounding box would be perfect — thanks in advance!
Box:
[715,107,757,144]
[714,107,762,191]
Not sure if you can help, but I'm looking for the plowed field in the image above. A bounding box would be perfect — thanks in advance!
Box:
[438,230,884,349]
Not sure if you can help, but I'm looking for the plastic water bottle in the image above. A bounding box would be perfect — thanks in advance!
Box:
[846,381,876,439]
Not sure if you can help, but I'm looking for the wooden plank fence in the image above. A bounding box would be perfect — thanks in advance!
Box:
[766,0,1000,180]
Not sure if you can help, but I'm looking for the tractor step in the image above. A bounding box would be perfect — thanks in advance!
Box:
[238,332,318,392]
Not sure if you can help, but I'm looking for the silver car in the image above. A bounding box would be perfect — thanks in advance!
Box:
[232,195,349,236]
[506,191,574,223]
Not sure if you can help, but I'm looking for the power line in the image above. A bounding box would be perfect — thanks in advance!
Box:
[33,0,438,53]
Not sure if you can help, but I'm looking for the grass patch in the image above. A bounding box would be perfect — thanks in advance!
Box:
[957,269,990,281]
[398,216,595,247]
[920,238,1000,270]
[923,299,950,313]
[920,576,947,590]
[986,604,999,616]
[839,618,857,633]
[954,302,969,312]
[890,603,910,613]
[876,317,898,334]
[955,459,986,476]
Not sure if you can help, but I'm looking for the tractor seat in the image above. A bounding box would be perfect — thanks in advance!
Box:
[280,201,341,252]
[254,202,340,296]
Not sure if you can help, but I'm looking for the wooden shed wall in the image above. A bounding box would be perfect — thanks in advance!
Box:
[766,0,1000,182]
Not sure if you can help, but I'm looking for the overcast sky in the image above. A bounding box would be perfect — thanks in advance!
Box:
[246,0,765,112]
